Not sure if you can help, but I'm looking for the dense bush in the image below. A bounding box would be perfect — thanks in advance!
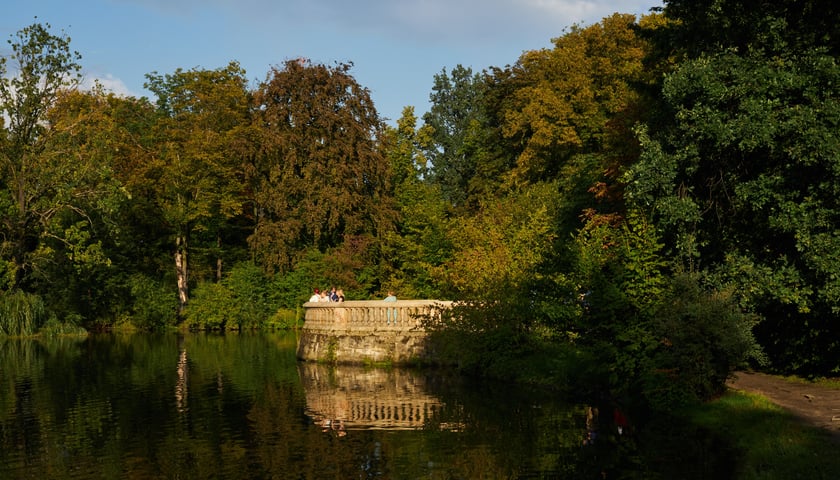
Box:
[633,273,765,411]
[184,261,305,330]
[183,282,232,330]
[429,299,527,374]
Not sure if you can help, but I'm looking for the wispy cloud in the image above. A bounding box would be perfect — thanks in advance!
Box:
[15,0,660,122]
[117,0,659,43]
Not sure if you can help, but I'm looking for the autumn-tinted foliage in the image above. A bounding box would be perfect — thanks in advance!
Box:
[248,59,396,274]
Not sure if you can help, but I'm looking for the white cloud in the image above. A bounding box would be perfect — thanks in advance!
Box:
[81,73,136,97]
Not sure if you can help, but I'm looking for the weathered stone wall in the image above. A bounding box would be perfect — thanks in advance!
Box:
[296,300,452,365]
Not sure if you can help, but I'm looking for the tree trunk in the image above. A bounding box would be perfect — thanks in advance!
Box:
[216,233,222,282]
[175,235,189,313]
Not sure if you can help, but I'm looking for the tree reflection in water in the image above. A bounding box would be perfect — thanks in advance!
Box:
[0,333,734,479]
[175,338,189,414]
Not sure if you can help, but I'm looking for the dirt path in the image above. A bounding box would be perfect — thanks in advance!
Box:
[726,371,840,441]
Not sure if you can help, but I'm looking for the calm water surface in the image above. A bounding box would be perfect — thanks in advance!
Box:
[0,333,732,479]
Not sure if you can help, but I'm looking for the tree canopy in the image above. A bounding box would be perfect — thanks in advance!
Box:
[248,59,396,274]
[3,5,839,406]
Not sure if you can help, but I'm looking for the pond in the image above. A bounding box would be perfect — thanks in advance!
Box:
[0,332,734,479]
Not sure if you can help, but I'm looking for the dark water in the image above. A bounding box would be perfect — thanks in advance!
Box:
[0,333,733,479]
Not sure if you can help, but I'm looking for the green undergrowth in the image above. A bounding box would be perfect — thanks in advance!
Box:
[686,390,840,479]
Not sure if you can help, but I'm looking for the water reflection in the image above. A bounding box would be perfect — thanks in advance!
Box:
[0,333,735,479]
[175,338,189,414]
[299,363,453,431]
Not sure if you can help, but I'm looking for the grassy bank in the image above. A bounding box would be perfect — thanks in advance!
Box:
[687,390,840,479]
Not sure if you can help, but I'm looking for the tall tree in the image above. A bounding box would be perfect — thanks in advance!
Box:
[0,22,88,291]
[483,12,661,258]
[659,0,840,58]
[37,86,153,323]
[422,65,488,209]
[499,13,652,186]
[469,13,664,328]
[248,59,396,274]
[144,62,251,313]
[628,0,840,373]
[380,107,451,298]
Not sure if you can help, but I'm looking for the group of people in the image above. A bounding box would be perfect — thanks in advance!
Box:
[308,286,345,303]
[307,288,398,303]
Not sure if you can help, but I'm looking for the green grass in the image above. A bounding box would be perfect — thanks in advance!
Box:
[687,390,840,479]
[38,317,87,336]
[781,375,840,390]
[813,377,840,389]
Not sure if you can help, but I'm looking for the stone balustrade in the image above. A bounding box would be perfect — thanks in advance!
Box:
[301,300,451,330]
[296,300,452,365]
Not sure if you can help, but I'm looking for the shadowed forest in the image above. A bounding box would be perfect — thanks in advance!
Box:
[2,0,839,413]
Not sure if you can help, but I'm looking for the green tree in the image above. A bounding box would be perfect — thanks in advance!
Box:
[658,0,840,59]
[442,185,558,299]
[427,182,571,378]
[248,59,396,276]
[629,0,840,373]
[570,208,761,410]
[144,62,251,314]
[629,51,840,373]
[422,65,490,209]
[35,86,153,325]
[380,107,451,298]
[0,22,84,291]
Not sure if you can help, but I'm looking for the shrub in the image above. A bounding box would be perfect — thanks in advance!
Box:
[427,295,538,375]
[183,282,232,330]
[0,290,47,336]
[641,273,765,411]
[185,261,302,330]
[128,275,179,330]
[265,308,301,330]
[39,315,87,336]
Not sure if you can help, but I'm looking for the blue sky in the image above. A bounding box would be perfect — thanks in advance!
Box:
[4,0,662,124]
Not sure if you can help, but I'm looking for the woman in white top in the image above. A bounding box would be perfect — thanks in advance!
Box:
[308,289,321,302]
